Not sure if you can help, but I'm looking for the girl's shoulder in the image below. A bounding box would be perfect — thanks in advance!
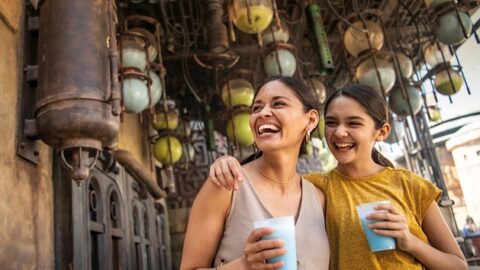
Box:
[303,171,331,191]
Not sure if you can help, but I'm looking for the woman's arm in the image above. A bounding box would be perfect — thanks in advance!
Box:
[180,179,247,270]
[370,202,467,270]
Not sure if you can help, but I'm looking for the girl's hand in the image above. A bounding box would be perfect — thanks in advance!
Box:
[243,227,286,270]
[367,203,416,252]
[209,155,243,191]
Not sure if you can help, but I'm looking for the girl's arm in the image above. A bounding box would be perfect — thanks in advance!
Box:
[370,202,467,270]
[180,179,248,270]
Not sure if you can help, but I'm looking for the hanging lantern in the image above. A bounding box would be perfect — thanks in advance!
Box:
[307,77,327,104]
[153,109,179,130]
[312,116,325,139]
[384,120,405,144]
[423,42,453,68]
[424,0,450,10]
[227,112,254,146]
[429,107,442,122]
[122,77,150,114]
[179,143,196,164]
[434,69,463,95]
[229,0,274,34]
[176,119,192,137]
[121,34,148,71]
[221,78,255,109]
[356,55,396,95]
[388,85,423,116]
[263,47,297,77]
[434,10,472,46]
[395,52,413,79]
[344,20,384,57]
[153,136,183,165]
[147,70,162,106]
[130,28,158,62]
[262,18,289,45]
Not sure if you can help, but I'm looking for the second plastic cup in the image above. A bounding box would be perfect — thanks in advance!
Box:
[356,200,396,252]
[253,216,297,269]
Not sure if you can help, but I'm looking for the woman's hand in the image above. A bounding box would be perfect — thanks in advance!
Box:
[209,155,243,191]
[243,227,286,270]
[367,203,416,252]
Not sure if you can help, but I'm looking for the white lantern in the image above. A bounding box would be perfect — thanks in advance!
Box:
[308,77,327,104]
[121,35,148,71]
[147,71,162,106]
[344,20,384,57]
[262,19,290,45]
[434,10,472,46]
[423,42,453,68]
[263,49,297,77]
[122,77,149,113]
[356,56,396,95]
[395,52,413,79]
[388,86,423,116]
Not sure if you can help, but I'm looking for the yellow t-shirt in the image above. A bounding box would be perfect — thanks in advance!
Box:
[305,167,442,270]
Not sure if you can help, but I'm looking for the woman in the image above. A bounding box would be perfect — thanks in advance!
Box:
[208,84,467,270]
[180,76,329,270]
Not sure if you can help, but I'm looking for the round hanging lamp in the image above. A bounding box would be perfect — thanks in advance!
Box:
[229,0,274,34]
[395,52,413,79]
[434,69,463,95]
[434,10,472,46]
[122,77,149,113]
[262,18,289,45]
[423,42,453,68]
[121,34,148,71]
[227,112,254,146]
[153,136,183,165]
[388,85,423,116]
[263,48,297,77]
[356,55,396,95]
[153,109,179,130]
[221,78,255,109]
[344,20,384,57]
[384,120,405,144]
[307,77,327,104]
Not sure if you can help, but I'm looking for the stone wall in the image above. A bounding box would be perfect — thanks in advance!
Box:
[0,2,54,269]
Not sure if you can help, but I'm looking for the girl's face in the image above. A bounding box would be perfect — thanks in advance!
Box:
[250,80,318,153]
[325,95,389,166]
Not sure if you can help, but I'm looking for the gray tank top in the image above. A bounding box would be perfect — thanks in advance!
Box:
[213,171,330,269]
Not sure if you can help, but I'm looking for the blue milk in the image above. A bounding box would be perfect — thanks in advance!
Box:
[254,216,297,270]
[356,201,396,252]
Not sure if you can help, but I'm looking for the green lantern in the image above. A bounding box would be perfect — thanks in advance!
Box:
[434,69,463,95]
[434,10,472,46]
[388,86,423,116]
[227,112,254,146]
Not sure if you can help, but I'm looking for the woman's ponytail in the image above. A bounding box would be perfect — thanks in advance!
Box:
[372,148,394,168]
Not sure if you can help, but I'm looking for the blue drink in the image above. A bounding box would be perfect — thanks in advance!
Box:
[356,201,396,252]
[254,216,297,269]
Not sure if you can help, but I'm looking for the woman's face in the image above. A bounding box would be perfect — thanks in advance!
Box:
[324,95,388,166]
[250,80,318,153]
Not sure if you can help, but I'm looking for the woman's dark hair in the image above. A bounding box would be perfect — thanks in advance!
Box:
[323,84,394,168]
[241,76,321,165]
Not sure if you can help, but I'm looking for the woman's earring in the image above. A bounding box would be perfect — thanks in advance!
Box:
[306,130,311,142]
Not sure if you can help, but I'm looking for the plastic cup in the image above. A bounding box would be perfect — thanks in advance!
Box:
[254,216,297,269]
[356,200,396,252]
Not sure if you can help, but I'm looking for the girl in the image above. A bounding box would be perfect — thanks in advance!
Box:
[208,84,467,270]
[180,77,330,270]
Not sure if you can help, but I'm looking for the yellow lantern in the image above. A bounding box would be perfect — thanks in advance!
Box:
[153,110,179,130]
[229,0,274,34]
[221,79,255,109]
[153,136,183,165]
[227,112,254,146]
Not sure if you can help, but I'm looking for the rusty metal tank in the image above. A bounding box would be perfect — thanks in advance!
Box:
[35,0,120,182]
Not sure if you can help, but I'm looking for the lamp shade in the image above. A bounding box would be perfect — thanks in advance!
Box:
[356,56,396,95]
[121,35,148,71]
[153,136,183,165]
[308,77,327,104]
[122,77,149,113]
[423,42,453,68]
[227,112,254,146]
[153,110,179,130]
[434,10,472,46]
[221,78,255,108]
[395,52,413,79]
[388,86,423,116]
[263,48,297,77]
[344,20,384,57]
[262,19,290,45]
[229,0,273,34]
[147,71,162,106]
[434,69,463,95]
